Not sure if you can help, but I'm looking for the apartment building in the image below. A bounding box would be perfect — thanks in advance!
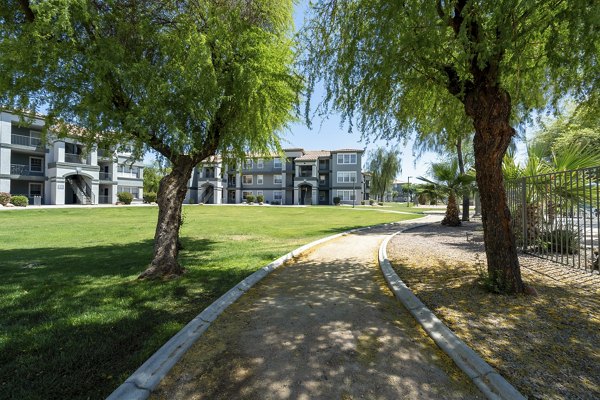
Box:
[0,111,144,205]
[186,148,369,205]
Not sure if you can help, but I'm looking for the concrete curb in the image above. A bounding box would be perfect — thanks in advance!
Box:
[378,226,526,400]
[107,219,412,400]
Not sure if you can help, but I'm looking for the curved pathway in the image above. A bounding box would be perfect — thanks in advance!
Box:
[151,216,482,399]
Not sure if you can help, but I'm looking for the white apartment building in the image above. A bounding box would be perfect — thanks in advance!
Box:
[0,111,144,205]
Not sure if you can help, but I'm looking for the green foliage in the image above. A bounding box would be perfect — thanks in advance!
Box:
[0,192,10,206]
[539,229,579,255]
[369,199,375,205]
[9,195,28,207]
[143,192,157,204]
[143,163,169,194]
[333,196,341,205]
[256,195,264,203]
[361,200,365,205]
[117,192,133,205]
[245,195,255,204]
[367,147,401,201]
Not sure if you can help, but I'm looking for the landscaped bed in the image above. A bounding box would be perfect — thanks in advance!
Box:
[388,222,600,399]
[0,205,420,399]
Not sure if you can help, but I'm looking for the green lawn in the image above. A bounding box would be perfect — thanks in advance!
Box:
[354,201,445,213]
[0,205,420,399]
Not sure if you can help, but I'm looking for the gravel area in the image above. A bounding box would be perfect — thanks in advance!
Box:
[388,221,600,400]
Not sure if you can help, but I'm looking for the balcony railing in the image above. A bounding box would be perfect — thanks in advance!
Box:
[99,195,112,204]
[10,164,44,176]
[65,153,86,164]
[117,172,141,179]
[11,134,42,147]
[99,172,113,181]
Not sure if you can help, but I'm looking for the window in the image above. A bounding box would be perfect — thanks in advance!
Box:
[30,157,43,172]
[257,175,263,185]
[30,130,41,146]
[243,160,253,169]
[257,159,264,169]
[337,190,355,201]
[242,191,253,200]
[273,191,282,201]
[337,171,357,183]
[336,153,357,164]
[29,183,43,197]
[256,190,263,197]
[319,174,326,185]
[273,174,282,184]
[273,158,282,169]
[319,191,327,202]
[242,175,253,184]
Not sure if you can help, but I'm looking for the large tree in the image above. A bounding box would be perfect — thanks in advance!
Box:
[0,0,300,278]
[367,147,401,202]
[301,0,599,293]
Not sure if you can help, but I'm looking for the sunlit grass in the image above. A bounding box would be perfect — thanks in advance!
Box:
[0,205,419,399]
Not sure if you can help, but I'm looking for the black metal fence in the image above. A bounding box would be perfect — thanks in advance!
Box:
[506,166,599,273]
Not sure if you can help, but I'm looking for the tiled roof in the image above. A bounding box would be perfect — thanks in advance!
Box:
[295,150,331,161]
[330,148,364,153]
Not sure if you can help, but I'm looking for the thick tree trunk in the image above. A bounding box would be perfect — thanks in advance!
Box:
[465,86,525,294]
[442,192,461,226]
[456,139,470,221]
[138,159,195,279]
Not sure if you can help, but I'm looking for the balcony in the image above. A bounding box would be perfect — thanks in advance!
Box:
[11,164,44,176]
[117,172,141,179]
[65,153,86,164]
[11,134,42,147]
[98,195,112,204]
[99,172,113,181]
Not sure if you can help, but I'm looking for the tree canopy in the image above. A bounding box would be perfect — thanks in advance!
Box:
[367,147,401,202]
[301,0,599,293]
[0,0,301,278]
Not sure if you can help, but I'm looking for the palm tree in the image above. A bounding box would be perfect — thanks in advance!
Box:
[418,160,475,226]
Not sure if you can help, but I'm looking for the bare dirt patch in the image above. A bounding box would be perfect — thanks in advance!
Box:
[388,221,600,399]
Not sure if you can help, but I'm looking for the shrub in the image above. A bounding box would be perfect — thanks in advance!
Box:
[333,196,341,205]
[143,192,157,203]
[256,195,264,203]
[369,199,375,205]
[246,195,255,204]
[117,192,133,205]
[378,202,384,206]
[271,200,280,205]
[539,229,579,254]
[360,200,365,205]
[10,195,28,207]
[0,192,10,206]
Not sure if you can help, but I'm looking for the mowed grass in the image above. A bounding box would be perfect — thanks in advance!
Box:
[0,205,420,400]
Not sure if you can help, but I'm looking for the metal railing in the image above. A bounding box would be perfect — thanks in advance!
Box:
[506,166,599,273]
[11,134,41,147]
[10,164,44,176]
[65,153,86,164]
[99,172,113,181]
[98,195,111,204]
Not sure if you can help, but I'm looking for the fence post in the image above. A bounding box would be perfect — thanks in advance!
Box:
[521,177,527,251]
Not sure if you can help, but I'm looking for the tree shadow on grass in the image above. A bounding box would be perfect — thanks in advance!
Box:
[0,237,264,400]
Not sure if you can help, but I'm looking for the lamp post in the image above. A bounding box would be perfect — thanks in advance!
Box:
[406,176,412,208]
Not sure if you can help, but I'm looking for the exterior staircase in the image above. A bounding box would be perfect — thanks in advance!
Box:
[66,176,94,205]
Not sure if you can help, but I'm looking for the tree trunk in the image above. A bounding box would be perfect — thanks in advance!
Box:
[138,158,195,279]
[465,86,525,294]
[442,191,461,226]
[456,138,470,221]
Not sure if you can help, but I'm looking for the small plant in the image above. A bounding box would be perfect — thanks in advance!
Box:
[378,202,384,206]
[369,199,375,206]
[539,229,579,254]
[473,253,502,293]
[117,192,133,205]
[143,192,157,203]
[246,195,255,204]
[0,192,11,206]
[360,200,365,205]
[10,195,29,207]
[333,196,341,205]
[256,195,264,204]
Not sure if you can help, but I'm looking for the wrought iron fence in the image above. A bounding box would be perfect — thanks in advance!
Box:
[506,166,600,273]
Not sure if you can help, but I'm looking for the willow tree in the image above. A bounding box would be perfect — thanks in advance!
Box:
[301,0,599,293]
[367,147,401,202]
[0,1,300,278]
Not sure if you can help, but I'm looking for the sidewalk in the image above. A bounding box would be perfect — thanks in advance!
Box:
[151,216,483,399]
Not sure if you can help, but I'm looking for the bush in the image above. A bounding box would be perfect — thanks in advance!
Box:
[246,195,255,204]
[117,192,133,205]
[539,229,579,254]
[361,200,365,205]
[143,192,157,203]
[271,201,280,205]
[256,195,264,203]
[378,202,384,206]
[10,195,28,207]
[333,197,341,205]
[0,192,10,206]
[369,199,375,206]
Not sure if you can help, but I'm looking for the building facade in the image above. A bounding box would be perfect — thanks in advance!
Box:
[186,148,369,205]
[0,111,144,205]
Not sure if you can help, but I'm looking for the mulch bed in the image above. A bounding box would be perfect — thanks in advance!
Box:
[388,221,600,400]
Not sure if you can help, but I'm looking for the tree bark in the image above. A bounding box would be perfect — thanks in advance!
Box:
[442,191,461,226]
[456,138,470,221]
[464,86,525,293]
[138,158,195,279]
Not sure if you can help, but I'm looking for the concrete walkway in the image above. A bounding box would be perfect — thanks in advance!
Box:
[151,216,483,399]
